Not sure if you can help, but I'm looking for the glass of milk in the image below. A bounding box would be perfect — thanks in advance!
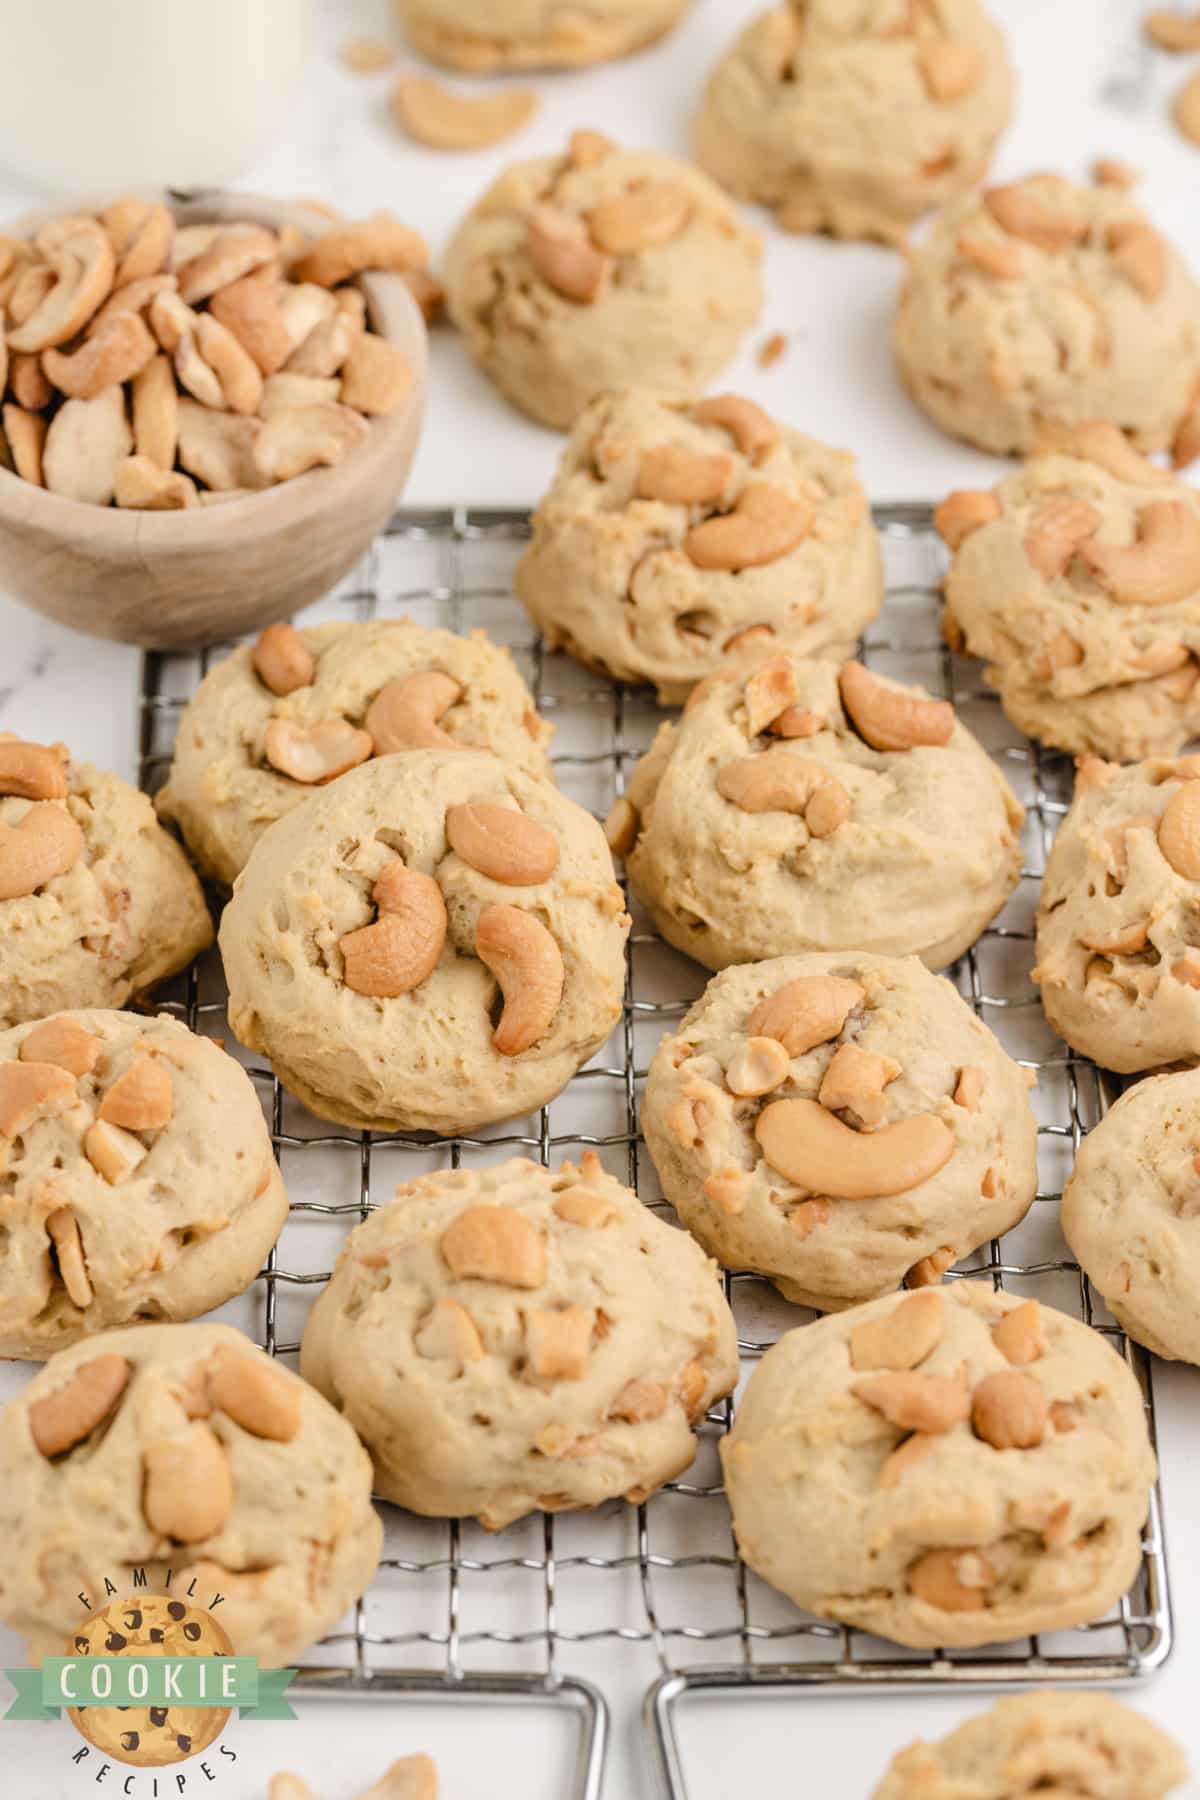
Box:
[0,0,312,192]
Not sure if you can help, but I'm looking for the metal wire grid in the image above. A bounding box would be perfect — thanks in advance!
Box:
[137,505,1172,1800]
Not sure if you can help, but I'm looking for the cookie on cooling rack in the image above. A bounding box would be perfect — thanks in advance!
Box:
[872,1691,1187,1799]
[692,0,1013,247]
[156,618,552,888]
[722,1283,1156,1650]
[616,645,1024,971]
[1062,1068,1200,1364]
[270,1760,438,1800]
[300,1154,738,1529]
[0,1322,382,1666]
[894,172,1200,457]
[643,953,1038,1310]
[0,1010,286,1358]
[219,748,629,1133]
[0,735,212,1029]
[938,424,1200,763]
[514,386,883,704]
[442,132,762,429]
[1033,753,1200,1071]
[396,0,691,69]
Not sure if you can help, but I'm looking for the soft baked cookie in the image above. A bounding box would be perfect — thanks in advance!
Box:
[1062,1068,1200,1363]
[0,735,212,1028]
[938,423,1200,762]
[643,953,1037,1310]
[0,1011,285,1357]
[722,1283,1156,1649]
[514,387,883,703]
[156,618,552,887]
[220,749,629,1132]
[395,0,690,69]
[442,132,762,429]
[894,172,1200,456]
[618,647,1024,971]
[301,1153,738,1528]
[1033,753,1200,1071]
[0,1322,382,1666]
[872,1691,1187,1800]
[693,0,1013,248]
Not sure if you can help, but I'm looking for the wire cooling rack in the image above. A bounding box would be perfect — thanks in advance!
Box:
[135,505,1172,1800]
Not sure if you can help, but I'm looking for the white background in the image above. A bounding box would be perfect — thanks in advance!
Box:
[3,0,1200,1795]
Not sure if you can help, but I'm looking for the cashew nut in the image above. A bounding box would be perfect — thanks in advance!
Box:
[743,657,799,736]
[206,1346,302,1440]
[83,1119,147,1185]
[445,801,560,885]
[177,398,267,491]
[98,1056,173,1131]
[89,272,177,336]
[1078,500,1200,606]
[143,1423,233,1542]
[42,310,156,401]
[2,404,46,486]
[390,74,538,149]
[953,1066,984,1110]
[287,286,365,379]
[6,216,114,353]
[817,1043,900,1128]
[111,201,173,287]
[717,751,850,836]
[725,1036,791,1097]
[1030,417,1164,486]
[1023,497,1101,579]
[852,1370,969,1433]
[260,372,340,417]
[693,394,778,461]
[339,865,447,997]
[208,266,291,376]
[253,623,315,696]
[47,1206,93,1308]
[0,1059,78,1137]
[440,1203,546,1287]
[755,1097,955,1197]
[526,206,611,303]
[1147,7,1200,48]
[264,717,373,784]
[414,1298,484,1366]
[253,402,370,481]
[908,1246,956,1288]
[114,456,197,511]
[919,40,982,100]
[0,738,67,801]
[958,233,1028,276]
[366,670,461,752]
[28,1352,129,1457]
[992,1298,1044,1365]
[878,1433,939,1489]
[9,352,51,411]
[771,707,825,739]
[971,1369,1048,1449]
[1158,778,1200,878]
[175,226,277,306]
[0,803,84,901]
[908,1548,996,1612]
[984,179,1088,251]
[745,975,863,1056]
[20,1016,99,1077]
[848,1290,944,1371]
[553,1187,616,1229]
[42,386,133,505]
[195,312,264,415]
[525,1304,594,1381]
[635,444,734,506]
[291,213,429,288]
[475,903,564,1056]
[132,353,178,470]
[588,182,692,255]
[839,661,954,751]
[6,262,54,329]
[339,330,414,416]
[684,484,813,572]
[933,489,1001,550]
[1174,69,1200,146]
[1107,219,1166,300]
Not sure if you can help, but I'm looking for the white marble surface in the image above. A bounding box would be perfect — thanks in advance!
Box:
[4,0,1200,1795]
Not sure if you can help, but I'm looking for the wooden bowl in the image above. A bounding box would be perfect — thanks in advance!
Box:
[0,191,427,648]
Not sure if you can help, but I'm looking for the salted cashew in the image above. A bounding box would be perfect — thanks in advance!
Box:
[291,212,430,287]
[6,216,114,353]
[725,1036,790,1097]
[28,1352,129,1457]
[338,865,447,997]
[176,226,277,306]
[440,1203,546,1287]
[1030,417,1163,485]
[113,455,197,510]
[848,1290,944,1371]
[908,1246,955,1288]
[20,1017,99,1077]
[635,444,734,506]
[717,751,850,837]
[989,1299,1045,1368]
[0,738,67,801]
[9,351,50,411]
[919,40,982,100]
[743,657,799,736]
[252,402,370,481]
[278,282,337,357]
[852,1370,969,1434]
[260,371,340,417]
[817,1043,900,1128]
[445,801,560,884]
[693,394,777,461]
[46,1206,92,1308]
[264,716,373,783]
[6,262,54,328]
[1158,779,1200,878]
[971,1369,1048,1449]
[195,313,263,415]
[253,623,315,696]
[287,285,365,379]
[553,1187,616,1229]
[131,353,178,469]
[1107,219,1166,300]
[390,73,538,149]
[339,331,414,415]
[588,182,692,254]
[176,398,267,491]
[206,1346,302,1440]
[1077,500,1200,606]
[98,1056,173,1131]
[1022,496,1101,579]
[745,975,863,1056]
[908,1548,996,1612]
[475,903,564,1056]
[525,1304,594,1381]
[366,670,461,752]
[83,1119,147,1184]
[112,201,173,286]
[42,310,156,401]
[983,179,1088,251]
[526,206,611,303]
[209,266,291,376]
[414,1297,484,1366]
[0,803,84,901]
[143,1423,233,1541]
[684,484,813,571]
[2,404,46,486]
[755,1097,955,1197]
[933,489,1001,550]
[0,1059,77,1136]
[839,661,953,751]
[89,272,177,335]
[43,386,133,505]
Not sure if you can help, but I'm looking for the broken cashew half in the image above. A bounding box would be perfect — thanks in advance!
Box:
[475,904,564,1056]
[339,864,448,998]
[755,1097,955,1198]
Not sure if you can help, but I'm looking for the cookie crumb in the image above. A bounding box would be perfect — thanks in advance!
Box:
[758,331,788,369]
[341,36,395,73]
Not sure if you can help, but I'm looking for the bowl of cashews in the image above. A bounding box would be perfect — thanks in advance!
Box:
[0,190,429,647]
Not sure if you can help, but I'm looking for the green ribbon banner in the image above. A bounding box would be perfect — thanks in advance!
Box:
[3,1659,297,1722]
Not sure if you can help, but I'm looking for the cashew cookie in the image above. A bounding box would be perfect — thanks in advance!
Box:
[722,1283,1156,1650]
[442,133,762,429]
[0,1322,382,1666]
[1033,754,1200,1071]
[872,1691,1187,1799]
[643,953,1037,1309]
[693,0,1013,248]
[514,386,883,702]
[939,429,1200,761]
[301,1154,738,1529]
[894,172,1200,456]
[220,749,629,1133]
[0,735,212,1028]
[619,647,1024,971]
[156,618,552,887]
[0,1010,286,1357]
[395,0,692,70]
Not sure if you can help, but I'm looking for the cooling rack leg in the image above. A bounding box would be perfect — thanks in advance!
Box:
[645,1674,690,1800]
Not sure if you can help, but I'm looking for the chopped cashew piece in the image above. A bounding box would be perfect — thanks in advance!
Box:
[440,1204,546,1287]
[84,1119,148,1185]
